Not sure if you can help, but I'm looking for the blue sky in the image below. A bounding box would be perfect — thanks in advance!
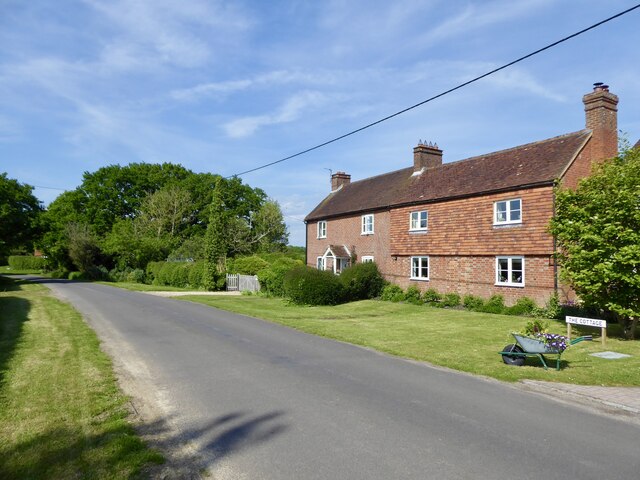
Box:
[1,0,639,246]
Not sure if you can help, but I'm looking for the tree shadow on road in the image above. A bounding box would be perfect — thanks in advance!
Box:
[137,409,289,479]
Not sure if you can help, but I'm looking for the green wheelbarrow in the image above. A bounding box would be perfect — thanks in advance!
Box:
[500,333,592,370]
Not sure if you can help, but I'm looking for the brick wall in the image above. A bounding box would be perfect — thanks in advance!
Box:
[306,210,392,275]
[385,254,558,306]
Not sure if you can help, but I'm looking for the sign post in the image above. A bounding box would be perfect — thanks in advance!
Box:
[565,316,607,346]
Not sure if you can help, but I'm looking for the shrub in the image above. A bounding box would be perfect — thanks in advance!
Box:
[229,255,270,275]
[404,285,422,305]
[68,271,86,281]
[480,295,506,314]
[283,266,345,305]
[8,255,46,270]
[146,261,165,285]
[422,288,442,305]
[506,296,538,316]
[257,257,303,297]
[49,269,69,279]
[339,262,385,301]
[126,268,146,283]
[463,294,485,311]
[188,261,206,288]
[380,284,404,302]
[441,292,461,308]
[534,293,562,319]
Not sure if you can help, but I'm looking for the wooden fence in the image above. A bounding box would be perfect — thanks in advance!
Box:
[226,274,260,292]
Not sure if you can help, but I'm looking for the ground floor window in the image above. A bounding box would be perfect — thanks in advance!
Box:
[317,257,325,270]
[410,256,429,280]
[361,256,374,263]
[496,256,524,287]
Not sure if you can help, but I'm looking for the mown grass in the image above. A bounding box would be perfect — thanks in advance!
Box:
[0,276,163,479]
[96,281,196,292]
[181,295,640,386]
[0,265,45,275]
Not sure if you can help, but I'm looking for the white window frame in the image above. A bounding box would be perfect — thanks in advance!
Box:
[410,256,429,280]
[495,256,525,287]
[409,210,428,231]
[361,256,374,263]
[361,214,374,235]
[494,198,522,225]
[317,220,327,239]
[317,256,325,270]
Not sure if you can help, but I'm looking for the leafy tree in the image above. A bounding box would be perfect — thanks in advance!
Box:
[202,178,230,290]
[137,185,193,238]
[65,222,100,273]
[550,147,640,339]
[0,173,43,258]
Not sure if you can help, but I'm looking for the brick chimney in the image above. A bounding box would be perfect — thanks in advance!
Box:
[583,83,618,161]
[331,171,351,191]
[413,141,442,173]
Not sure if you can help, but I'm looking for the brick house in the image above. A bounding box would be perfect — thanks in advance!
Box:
[304,84,620,306]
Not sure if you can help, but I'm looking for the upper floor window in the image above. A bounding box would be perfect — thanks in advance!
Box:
[410,256,429,280]
[494,199,521,225]
[410,210,428,231]
[496,256,524,287]
[317,220,327,238]
[361,214,374,235]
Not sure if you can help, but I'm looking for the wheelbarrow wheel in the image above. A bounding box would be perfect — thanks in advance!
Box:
[502,344,525,366]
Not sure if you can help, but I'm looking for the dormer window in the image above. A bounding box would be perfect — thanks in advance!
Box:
[361,214,374,235]
[494,199,521,225]
[317,221,327,238]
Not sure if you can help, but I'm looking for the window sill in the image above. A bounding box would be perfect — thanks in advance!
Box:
[410,277,430,281]
[493,222,522,229]
[495,283,525,288]
[361,232,374,236]
[409,229,428,234]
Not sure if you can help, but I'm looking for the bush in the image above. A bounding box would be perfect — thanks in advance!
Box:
[404,285,422,305]
[283,266,345,305]
[257,257,303,297]
[228,255,271,275]
[441,293,461,308]
[534,293,562,319]
[380,284,404,302]
[149,261,206,289]
[68,271,86,281]
[188,261,206,288]
[480,295,506,314]
[339,262,385,301]
[463,294,485,311]
[49,269,69,279]
[8,255,46,270]
[422,288,442,305]
[146,261,165,285]
[126,268,146,283]
[506,296,538,316]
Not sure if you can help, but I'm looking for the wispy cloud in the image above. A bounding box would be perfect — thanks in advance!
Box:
[0,115,23,142]
[223,91,329,138]
[171,70,338,101]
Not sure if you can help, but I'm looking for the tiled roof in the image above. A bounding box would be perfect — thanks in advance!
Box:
[634,139,640,149]
[306,130,591,221]
[325,245,350,258]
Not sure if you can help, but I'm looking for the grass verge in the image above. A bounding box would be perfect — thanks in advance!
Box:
[180,295,640,386]
[0,276,163,479]
[96,281,197,292]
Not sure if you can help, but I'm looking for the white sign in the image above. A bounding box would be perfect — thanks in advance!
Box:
[565,316,607,328]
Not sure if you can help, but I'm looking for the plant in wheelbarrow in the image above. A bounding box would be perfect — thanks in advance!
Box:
[500,321,591,370]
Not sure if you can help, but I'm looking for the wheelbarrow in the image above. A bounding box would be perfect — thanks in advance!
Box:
[500,333,592,370]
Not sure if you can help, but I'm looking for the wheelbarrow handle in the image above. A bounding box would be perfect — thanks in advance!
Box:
[570,335,593,345]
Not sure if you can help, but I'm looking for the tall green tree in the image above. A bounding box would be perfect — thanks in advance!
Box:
[550,147,640,339]
[0,173,43,258]
[203,178,230,290]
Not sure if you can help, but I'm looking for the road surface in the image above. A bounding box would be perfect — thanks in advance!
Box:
[27,278,640,479]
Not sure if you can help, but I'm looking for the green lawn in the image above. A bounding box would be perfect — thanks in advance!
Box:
[96,281,197,292]
[180,295,640,386]
[0,276,163,479]
[0,265,45,275]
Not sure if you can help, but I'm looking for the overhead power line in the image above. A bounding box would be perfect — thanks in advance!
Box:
[228,4,640,178]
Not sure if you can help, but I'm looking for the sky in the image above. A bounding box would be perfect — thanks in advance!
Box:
[1,0,639,246]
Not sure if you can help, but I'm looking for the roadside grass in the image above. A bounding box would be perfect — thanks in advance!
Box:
[0,276,163,479]
[181,295,640,386]
[97,281,196,292]
[0,265,45,275]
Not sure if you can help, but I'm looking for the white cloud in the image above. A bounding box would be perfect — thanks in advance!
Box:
[223,91,328,138]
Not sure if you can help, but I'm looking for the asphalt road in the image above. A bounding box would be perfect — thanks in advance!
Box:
[28,278,640,479]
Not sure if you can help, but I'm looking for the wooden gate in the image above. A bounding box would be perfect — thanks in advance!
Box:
[226,274,260,292]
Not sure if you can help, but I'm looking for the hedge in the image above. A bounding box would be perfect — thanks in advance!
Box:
[283,266,345,305]
[339,262,384,300]
[7,255,46,270]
